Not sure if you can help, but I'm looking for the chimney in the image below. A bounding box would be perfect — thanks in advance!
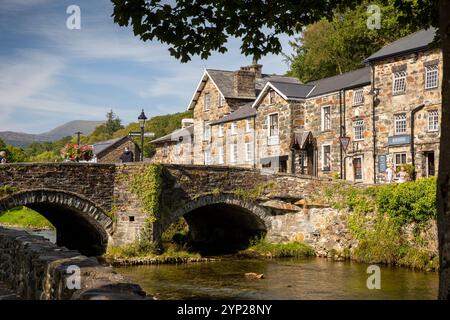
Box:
[181,118,194,128]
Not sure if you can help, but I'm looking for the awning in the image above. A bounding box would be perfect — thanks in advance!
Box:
[290,131,313,150]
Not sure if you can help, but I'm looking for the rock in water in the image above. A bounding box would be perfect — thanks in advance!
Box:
[245,272,264,279]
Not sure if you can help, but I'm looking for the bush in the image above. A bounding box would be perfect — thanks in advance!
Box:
[244,240,315,258]
[106,239,157,258]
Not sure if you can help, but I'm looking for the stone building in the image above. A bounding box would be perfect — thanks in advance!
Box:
[150,119,194,164]
[93,136,140,163]
[151,28,442,184]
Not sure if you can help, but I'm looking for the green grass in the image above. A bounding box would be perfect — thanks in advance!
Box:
[0,206,54,229]
[241,240,315,258]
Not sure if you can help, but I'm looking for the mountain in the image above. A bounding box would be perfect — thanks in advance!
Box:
[0,120,104,147]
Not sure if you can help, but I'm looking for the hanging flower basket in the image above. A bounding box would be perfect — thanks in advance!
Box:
[61,144,94,162]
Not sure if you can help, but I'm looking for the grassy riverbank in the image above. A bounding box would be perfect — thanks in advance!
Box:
[324,177,439,271]
[0,207,54,230]
[238,240,315,259]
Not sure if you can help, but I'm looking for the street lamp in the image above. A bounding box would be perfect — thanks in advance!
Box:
[138,109,147,162]
[75,131,82,145]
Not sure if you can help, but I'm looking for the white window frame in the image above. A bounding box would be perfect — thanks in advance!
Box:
[353,89,364,106]
[392,71,407,94]
[322,144,332,171]
[230,122,237,135]
[230,143,237,163]
[204,93,211,111]
[245,119,252,133]
[245,142,252,162]
[203,121,211,141]
[321,106,331,131]
[394,113,407,135]
[267,113,279,146]
[425,65,439,89]
[353,120,364,141]
[218,146,224,164]
[204,149,211,165]
[175,143,181,156]
[394,153,407,171]
[218,123,224,137]
[428,110,439,132]
[218,94,225,107]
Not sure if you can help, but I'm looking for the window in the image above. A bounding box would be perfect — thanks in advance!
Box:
[394,113,407,135]
[230,144,237,163]
[230,122,237,135]
[204,93,211,111]
[353,157,363,181]
[428,110,439,132]
[175,143,181,156]
[204,149,211,165]
[321,106,331,131]
[354,120,364,141]
[269,90,275,104]
[218,146,224,164]
[425,65,439,89]
[203,121,211,141]
[268,113,279,137]
[245,143,252,162]
[218,94,225,107]
[393,71,407,94]
[245,119,252,133]
[322,144,331,171]
[394,153,407,171]
[162,143,168,157]
[353,89,364,106]
[218,123,224,137]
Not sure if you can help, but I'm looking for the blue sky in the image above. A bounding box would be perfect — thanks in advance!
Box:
[0,0,295,134]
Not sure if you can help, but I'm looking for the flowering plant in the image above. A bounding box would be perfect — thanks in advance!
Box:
[61,144,94,162]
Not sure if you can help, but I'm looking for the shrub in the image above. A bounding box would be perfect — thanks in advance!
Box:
[244,240,315,258]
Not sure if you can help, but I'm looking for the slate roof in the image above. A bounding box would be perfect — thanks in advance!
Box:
[270,81,315,99]
[93,137,129,156]
[210,103,256,125]
[306,67,371,97]
[364,28,437,63]
[188,69,301,110]
[150,125,194,144]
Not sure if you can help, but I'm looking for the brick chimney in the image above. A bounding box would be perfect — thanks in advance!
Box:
[233,64,262,98]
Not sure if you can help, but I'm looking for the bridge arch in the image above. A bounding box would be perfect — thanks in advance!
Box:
[164,194,271,254]
[0,189,113,256]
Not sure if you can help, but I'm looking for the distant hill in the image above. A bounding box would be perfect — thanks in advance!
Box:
[0,120,104,147]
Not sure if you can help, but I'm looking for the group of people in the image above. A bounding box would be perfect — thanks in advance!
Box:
[385,164,409,184]
[0,151,7,164]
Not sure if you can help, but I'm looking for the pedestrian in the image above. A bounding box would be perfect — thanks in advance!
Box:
[0,151,6,164]
[119,147,134,163]
[397,165,408,183]
[385,163,395,183]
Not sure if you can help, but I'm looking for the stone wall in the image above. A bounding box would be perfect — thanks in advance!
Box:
[97,139,140,164]
[0,227,146,300]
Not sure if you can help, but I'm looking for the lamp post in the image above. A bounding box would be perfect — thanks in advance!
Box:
[75,131,82,146]
[138,109,147,162]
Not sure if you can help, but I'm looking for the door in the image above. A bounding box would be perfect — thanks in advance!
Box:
[426,152,435,177]
[306,144,315,176]
[353,157,363,181]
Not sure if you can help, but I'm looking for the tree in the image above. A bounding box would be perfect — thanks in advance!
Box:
[112,0,447,298]
[86,109,124,144]
[286,0,420,82]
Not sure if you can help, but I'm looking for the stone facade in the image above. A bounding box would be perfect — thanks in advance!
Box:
[95,137,140,164]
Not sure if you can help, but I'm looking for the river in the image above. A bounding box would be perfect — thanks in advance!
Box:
[116,257,438,300]
[13,228,439,299]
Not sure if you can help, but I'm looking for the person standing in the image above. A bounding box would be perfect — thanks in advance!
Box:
[397,166,409,183]
[0,151,6,164]
[120,147,134,163]
[385,164,395,183]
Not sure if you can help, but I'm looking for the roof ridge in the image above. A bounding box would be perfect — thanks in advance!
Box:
[307,67,370,84]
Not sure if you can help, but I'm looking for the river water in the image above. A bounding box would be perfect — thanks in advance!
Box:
[116,257,439,300]
[12,228,438,299]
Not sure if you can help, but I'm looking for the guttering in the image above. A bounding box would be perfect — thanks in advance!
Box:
[411,104,425,181]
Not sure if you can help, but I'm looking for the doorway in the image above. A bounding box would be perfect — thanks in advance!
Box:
[424,152,435,177]
[353,156,363,181]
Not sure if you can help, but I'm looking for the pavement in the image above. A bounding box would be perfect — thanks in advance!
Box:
[0,282,21,300]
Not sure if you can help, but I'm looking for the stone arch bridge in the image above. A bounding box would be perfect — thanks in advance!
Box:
[0,163,339,255]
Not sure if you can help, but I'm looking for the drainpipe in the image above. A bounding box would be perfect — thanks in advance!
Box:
[343,89,347,180]
[411,104,425,181]
[339,90,343,179]
[371,64,378,185]
[253,116,257,169]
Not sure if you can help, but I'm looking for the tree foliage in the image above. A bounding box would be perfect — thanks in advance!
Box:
[286,0,422,82]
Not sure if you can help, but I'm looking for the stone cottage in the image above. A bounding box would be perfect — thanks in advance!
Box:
[93,136,141,163]
[151,28,442,184]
